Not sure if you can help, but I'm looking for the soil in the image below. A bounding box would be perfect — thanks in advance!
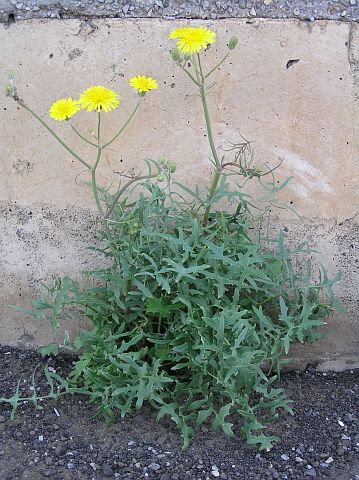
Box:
[0,346,358,480]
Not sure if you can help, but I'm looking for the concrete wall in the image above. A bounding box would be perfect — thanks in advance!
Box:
[0,17,359,369]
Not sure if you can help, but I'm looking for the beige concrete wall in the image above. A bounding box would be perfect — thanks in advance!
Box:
[0,18,358,368]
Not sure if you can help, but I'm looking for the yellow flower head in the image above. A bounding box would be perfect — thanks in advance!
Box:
[129,76,158,93]
[49,98,80,121]
[169,27,216,54]
[78,86,119,112]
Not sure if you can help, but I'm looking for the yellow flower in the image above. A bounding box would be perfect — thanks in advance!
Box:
[168,27,216,54]
[49,98,80,121]
[129,76,158,93]
[78,86,119,112]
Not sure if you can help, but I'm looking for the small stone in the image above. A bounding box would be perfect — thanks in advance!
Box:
[341,10,347,16]
[102,464,113,477]
[122,4,129,13]
[338,420,345,427]
[337,446,345,455]
[55,445,67,457]
[263,0,272,4]
[350,0,356,5]
[0,416,6,423]
[212,471,220,478]
[281,454,289,461]
[295,457,303,463]
[293,7,300,15]
[249,6,256,15]
[148,463,161,471]
[325,457,334,464]
[305,469,317,477]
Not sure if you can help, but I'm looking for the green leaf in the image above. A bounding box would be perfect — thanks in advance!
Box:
[37,343,59,357]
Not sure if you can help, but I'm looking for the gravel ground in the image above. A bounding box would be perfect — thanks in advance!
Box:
[1,0,359,24]
[0,346,359,479]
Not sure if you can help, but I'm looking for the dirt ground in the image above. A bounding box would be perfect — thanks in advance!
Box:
[0,346,358,480]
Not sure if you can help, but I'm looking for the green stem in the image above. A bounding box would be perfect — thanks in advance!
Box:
[203,170,221,225]
[157,314,162,334]
[91,112,104,216]
[205,53,230,79]
[103,101,140,149]
[199,84,220,169]
[196,53,204,80]
[70,124,98,147]
[104,173,157,219]
[182,67,200,86]
[193,53,223,225]
[17,100,91,170]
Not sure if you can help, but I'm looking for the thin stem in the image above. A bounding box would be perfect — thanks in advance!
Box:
[199,84,220,169]
[104,173,157,219]
[17,100,91,170]
[103,101,140,149]
[203,170,221,225]
[182,66,200,86]
[205,53,230,79]
[196,53,204,81]
[157,314,162,334]
[193,53,224,225]
[70,124,98,147]
[91,112,104,216]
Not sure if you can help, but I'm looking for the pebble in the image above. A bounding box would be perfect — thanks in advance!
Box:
[281,454,289,461]
[0,416,6,423]
[305,469,317,477]
[55,445,67,457]
[102,464,114,476]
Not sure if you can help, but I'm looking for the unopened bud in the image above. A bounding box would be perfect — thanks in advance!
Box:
[168,161,177,173]
[228,36,238,50]
[171,48,181,63]
[157,174,165,182]
[183,52,192,61]
[159,158,166,165]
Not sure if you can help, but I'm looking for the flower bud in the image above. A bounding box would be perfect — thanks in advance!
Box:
[168,161,177,173]
[171,48,181,63]
[228,36,238,50]
[159,158,166,165]
[5,71,16,98]
[157,174,165,182]
[183,52,192,61]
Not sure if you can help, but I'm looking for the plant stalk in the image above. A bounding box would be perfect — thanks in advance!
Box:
[103,101,140,149]
[17,100,91,170]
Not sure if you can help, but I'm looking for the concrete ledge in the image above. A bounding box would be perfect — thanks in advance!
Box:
[0,18,359,369]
